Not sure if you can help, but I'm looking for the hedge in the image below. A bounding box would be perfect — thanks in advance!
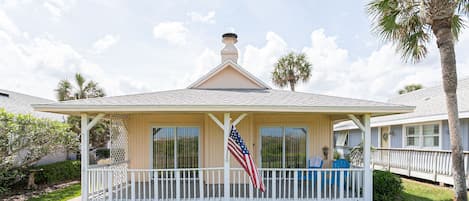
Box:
[34,160,81,184]
[373,170,403,201]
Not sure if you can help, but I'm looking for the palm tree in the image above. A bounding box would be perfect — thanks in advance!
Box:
[367,1,468,199]
[55,73,108,150]
[272,52,312,91]
[55,73,105,101]
[398,84,423,94]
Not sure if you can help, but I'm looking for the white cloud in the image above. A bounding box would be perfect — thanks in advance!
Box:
[187,11,216,24]
[241,32,289,81]
[0,10,19,35]
[153,22,189,45]
[234,29,469,101]
[43,0,76,17]
[92,34,120,54]
[299,29,469,101]
[0,11,149,99]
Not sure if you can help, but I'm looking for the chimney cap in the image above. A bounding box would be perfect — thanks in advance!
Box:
[222,33,238,39]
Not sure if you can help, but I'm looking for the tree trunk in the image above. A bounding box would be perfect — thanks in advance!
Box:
[289,80,295,91]
[433,18,467,201]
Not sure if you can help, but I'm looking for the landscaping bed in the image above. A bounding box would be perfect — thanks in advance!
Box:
[1,181,79,201]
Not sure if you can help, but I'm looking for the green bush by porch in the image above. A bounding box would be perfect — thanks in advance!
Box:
[34,160,81,184]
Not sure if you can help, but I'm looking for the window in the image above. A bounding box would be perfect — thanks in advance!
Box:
[260,127,307,168]
[335,131,348,147]
[404,123,440,148]
[423,124,439,147]
[152,127,199,169]
[405,126,420,146]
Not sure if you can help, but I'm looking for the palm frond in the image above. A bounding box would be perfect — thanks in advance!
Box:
[451,14,466,40]
[368,0,430,63]
[271,52,312,90]
[55,80,73,101]
[456,0,469,16]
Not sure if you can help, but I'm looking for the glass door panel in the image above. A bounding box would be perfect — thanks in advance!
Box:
[153,127,175,169]
[285,128,307,168]
[260,127,283,168]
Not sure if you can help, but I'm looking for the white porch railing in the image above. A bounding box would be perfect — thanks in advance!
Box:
[372,148,469,186]
[87,167,365,201]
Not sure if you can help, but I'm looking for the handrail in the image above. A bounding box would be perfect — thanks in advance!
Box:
[374,147,469,154]
[87,167,365,171]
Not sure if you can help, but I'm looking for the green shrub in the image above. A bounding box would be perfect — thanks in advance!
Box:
[34,160,81,184]
[373,170,403,201]
[333,150,341,160]
[0,109,78,194]
[96,149,110,159]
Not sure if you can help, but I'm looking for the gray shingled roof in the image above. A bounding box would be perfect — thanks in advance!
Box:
[335,78,469,130]
[0,89,65,121]
[33,88,413,114]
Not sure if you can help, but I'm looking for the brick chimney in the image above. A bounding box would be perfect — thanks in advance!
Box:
[221,33,238,63]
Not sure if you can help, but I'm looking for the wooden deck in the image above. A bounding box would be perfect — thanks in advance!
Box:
[372,148,469,186]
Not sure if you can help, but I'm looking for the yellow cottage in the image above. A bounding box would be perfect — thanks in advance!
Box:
[34,33,413,201]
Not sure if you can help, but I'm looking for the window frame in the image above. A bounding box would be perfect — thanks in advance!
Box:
[258,125,309,168]
[402,121,442,149]
[149,125,201,169]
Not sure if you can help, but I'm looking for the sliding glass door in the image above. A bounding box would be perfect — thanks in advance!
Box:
[153,127,199,169]
[260,127,307,168]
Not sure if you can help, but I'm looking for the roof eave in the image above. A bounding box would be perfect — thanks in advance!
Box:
[33,104,414,115]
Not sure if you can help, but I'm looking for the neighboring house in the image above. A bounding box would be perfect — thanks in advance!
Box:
[334,79,469,186]
[33,33,413,201]
[0,89,68,165]
[334,78,469,153]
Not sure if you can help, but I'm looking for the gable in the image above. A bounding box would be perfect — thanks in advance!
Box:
[188,61,270,89]
[196,66,262,89]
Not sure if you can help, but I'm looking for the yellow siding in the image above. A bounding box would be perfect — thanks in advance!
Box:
[126,112,333,169]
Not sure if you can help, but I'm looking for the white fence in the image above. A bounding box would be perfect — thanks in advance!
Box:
[87,167,365,201]
[372,148,469,185]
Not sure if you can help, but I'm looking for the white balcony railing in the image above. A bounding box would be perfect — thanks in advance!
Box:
[87,167,365,201]
[372,148,469,186]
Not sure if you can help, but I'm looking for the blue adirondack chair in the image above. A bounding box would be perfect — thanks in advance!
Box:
[330,159,350,186]
[298,156,323,180]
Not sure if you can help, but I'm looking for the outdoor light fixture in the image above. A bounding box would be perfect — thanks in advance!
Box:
[322,146,329,160]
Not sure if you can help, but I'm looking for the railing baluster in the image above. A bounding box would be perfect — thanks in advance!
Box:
[293,170,298,199]
[176,170,180,200]
[339,170,344,199]
[130,171,135,201]
[107,170,112,200]
[199,169,203,199]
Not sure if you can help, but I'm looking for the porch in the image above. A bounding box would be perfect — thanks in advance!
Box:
[87,167,365,200]
[80,112,372,201]
[372,148,469,186]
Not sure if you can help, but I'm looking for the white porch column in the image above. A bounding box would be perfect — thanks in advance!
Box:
[363,114,372,201]
[80,114,89,201]
[80,113,105,201]
[223,113,231,200]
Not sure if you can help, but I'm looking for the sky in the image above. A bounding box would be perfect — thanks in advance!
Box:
[1,0,469,102]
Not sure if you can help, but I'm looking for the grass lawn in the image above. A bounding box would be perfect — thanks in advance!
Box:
[28,183,81,201]
[401,178,456,201]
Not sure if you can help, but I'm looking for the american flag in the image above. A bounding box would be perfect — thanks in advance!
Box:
[228,126,265,192]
